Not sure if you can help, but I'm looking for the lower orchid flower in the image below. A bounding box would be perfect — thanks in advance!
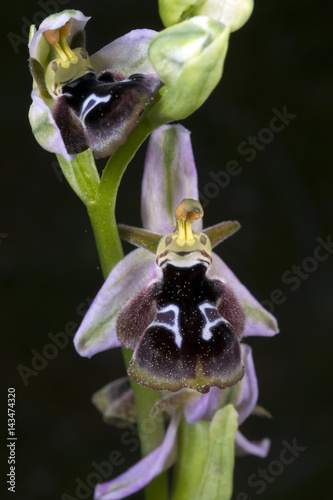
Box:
[91,343,270,500]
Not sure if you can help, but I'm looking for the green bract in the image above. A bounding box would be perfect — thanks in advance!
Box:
[159,0,254,32]
[148,16,229,122]
[171,405,238,500]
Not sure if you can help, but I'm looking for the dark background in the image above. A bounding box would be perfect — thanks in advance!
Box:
[1,0,332,499]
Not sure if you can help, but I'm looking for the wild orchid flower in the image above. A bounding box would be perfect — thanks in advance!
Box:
[28,10,161,160]
[28,4,254,161]
[74,124,278,373]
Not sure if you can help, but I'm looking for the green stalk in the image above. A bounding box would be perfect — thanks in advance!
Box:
[86,116,168,500]
[171,417,210,500]
[123,348,169,500]
[86,115,157,275]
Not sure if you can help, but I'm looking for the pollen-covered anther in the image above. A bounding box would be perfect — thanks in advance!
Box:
[175,198,204,246]
[44,21,78,68]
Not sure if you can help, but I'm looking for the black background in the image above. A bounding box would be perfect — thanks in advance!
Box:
[1,1,332,499]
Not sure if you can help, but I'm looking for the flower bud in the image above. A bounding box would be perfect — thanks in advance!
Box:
[148,16,229,122]
[159,0,254,32]
[158,0,205,28]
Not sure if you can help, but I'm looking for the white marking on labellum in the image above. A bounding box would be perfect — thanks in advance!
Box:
[157,250,211,269]
[80,93,111,122]
[198,302,230,341]
[150,304,182,348]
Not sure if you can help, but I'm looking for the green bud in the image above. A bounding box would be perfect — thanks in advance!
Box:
[159,0,254,32]
[158,0,205,27]
[171,405,238,500]
[194,405,238,500]
[148,16,229,122]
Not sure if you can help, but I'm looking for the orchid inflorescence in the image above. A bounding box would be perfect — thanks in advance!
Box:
[28,2,278,500]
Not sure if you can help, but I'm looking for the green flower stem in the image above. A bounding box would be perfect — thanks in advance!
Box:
[87,200,124,276]
[85,115,168,500]
[171,417,210,500]
[87,114,159,276]
[123,349,169,500]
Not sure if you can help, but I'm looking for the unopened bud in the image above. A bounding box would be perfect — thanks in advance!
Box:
[159,0,254,32]
[148,16,229,122]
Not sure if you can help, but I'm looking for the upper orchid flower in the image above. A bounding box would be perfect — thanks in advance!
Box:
[28,10,161,160]
[74,124,278,391]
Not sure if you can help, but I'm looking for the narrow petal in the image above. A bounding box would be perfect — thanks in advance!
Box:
[118,225,162,254]
[150,388,197,418]
[90,29,158,76]
[141,124,202,234]
[29,10,90,62]
[207,254,279,337]
[29,89,74,161]
[184,386,222,424]
[204,220,240,248]
[94,411,181,500]
[235,430,270,458]
[236,344,258,425]
[74,249,158,357]
[91,377,136,427]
